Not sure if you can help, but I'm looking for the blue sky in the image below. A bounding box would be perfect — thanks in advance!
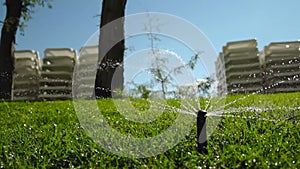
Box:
[1,0,300,76]
[1,0,299,53]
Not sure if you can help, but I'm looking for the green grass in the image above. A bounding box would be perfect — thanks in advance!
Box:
[0,93,299,168]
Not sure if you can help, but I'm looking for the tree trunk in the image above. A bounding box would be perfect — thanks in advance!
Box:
[0,0,22,100]
[95,0,127,98]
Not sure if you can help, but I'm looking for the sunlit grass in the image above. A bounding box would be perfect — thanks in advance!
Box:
[0,93,299,168]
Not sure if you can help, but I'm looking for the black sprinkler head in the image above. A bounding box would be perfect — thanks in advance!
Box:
[196,109,208,155]
[197,110,207,117]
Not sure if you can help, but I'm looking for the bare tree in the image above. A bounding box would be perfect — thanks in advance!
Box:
[124,14,204,99]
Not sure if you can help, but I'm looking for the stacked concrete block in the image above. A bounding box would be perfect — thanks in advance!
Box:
[215,52,227,96]
[13,50,40,101]
[39,48,77,100]
[74,46,98,99]
[260,41,300,93]
[222,39,262,94]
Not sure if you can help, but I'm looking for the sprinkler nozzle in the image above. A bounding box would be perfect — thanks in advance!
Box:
[197,110,208,154]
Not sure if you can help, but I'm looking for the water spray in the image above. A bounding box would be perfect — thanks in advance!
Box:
[196,109,208,154]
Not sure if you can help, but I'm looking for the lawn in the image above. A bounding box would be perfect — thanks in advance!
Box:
[0,93,299,168]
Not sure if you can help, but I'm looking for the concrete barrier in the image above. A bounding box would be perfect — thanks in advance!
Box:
[260,41,300,93]
[13,50,40,101]
[216,39,263,94]
[74,45,98,99]
[216,39,300,95]
[39,48,77,100]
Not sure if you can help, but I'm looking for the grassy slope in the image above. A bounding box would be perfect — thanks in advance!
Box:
[0,93,299,168]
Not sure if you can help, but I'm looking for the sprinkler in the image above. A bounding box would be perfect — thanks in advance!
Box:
[197,110,207,154]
